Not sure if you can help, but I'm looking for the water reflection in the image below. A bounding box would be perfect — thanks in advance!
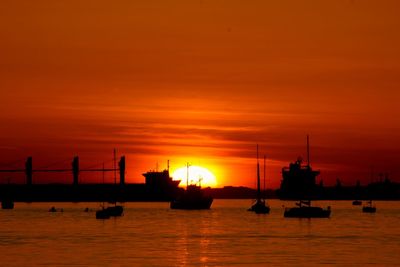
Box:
[0,200,399,266]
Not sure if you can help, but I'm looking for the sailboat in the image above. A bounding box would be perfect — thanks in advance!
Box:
[362,200,376,213]
[248,146,270,214]
[96,152,124,219]
[170,163,213,210]
[283,135,331,218]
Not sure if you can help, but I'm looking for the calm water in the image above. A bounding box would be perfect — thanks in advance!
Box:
[0,200,399,266]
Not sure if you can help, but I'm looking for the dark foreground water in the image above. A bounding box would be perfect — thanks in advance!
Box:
[0,200,399,266]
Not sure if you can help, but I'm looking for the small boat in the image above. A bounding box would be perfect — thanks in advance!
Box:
[282,135,330,218]
[96,158,124,219]
[1,199,14,209]
[249,199,270,214]
[48,206,63,212]
[95,202,124,219]
[284,200,331,218]
[362,200,376,213]
[352,200,362,206]
[248,147,270,214]
[49,207,57,212]
[95,204,123,219]
[170,163,213,210]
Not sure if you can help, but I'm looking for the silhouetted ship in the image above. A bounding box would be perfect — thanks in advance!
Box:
[143,166,181,194]
[1,199,14,209]
[248,146,270,214]
[170,163,213,210]
[282,135,331,218]
[362,200,376,213]
[352,200,362,206]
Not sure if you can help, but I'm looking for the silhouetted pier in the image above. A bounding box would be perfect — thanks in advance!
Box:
[0,155,182,202]
[0,156,126,186]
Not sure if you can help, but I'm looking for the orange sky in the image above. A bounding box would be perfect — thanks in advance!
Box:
[0,0,399,188]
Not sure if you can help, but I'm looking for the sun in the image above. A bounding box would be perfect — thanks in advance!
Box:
[171,165,217,188]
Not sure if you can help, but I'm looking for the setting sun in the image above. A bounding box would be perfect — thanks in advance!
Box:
[172,165,217,188]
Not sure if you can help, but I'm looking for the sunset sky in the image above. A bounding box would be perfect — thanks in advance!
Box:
[0,0,399,188]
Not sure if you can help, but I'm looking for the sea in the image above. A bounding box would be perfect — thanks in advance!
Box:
[0,200,399,266]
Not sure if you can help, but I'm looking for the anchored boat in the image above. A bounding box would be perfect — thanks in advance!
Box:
[96,152,124,219]
[282,135,331,218]
[248,146,270,214]
[362,200,376,213]
[170,163,213,210]
[284,200,331,218]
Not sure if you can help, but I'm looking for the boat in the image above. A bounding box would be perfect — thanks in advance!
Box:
[95,154,124,219]
[282,135,331,218]
[352,200,362,206]
[48,206,63,212]
[362,200,376,213]
[105,204,124,216]
[1,199,14,209]
[170,163,213,210]
[248,146,270,214]
[284,200,331,218]
[49,206,57,212]
[96,206,111,219]
[95,202,124,219]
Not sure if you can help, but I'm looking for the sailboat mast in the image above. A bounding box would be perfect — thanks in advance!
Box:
[307,135,310,167]
[263,155,266,199]
[257,145,261,201]
[113,148,117,185]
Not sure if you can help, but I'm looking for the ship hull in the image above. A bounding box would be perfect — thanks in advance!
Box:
[284,206,331,218]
